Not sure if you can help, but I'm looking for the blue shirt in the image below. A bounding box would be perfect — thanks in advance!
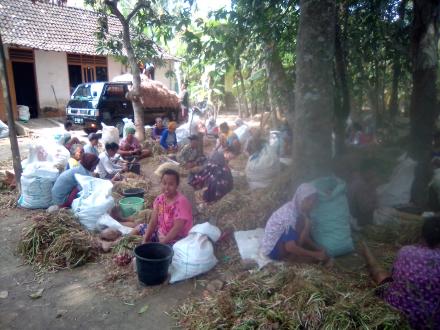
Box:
[51,165,91,205]
[84,144,99,157]
[160,129,177,149]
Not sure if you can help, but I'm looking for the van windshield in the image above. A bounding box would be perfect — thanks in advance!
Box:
[72,83,105,101]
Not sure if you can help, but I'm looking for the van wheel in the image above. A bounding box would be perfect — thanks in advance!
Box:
[115,120,124,137]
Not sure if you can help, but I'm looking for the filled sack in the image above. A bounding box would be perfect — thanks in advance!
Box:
[18,161,59,209]
[101,123,120,145]
[376,154,416,207]
[169,222,221,283]
[71,174,115,231]
[245,144,281,190]
[122,118,135,139]
[0,120,9,138]
[18,142,61,208]
[311,176,354,257]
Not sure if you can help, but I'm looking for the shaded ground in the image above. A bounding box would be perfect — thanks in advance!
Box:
[0,208,198,330]
[0,115,409,329]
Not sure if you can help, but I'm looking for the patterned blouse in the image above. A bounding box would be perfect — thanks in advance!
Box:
[382,245,440,329]
[153,192,193,243]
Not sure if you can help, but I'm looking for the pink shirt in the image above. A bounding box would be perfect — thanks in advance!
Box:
[119,136,141,151]
[153,192,193,243]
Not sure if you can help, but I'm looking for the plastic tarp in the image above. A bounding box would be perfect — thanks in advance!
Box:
[169,222,221,283]
[234,228,272,269]
[376,154,416,207]
[311,176,354,257]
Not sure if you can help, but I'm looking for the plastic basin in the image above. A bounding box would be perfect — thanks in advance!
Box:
[119,196,144,217]
[122,188,145,199]
[134,243,173,286]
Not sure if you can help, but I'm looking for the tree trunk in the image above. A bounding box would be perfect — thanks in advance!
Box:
[293,0,336,181]
[409,0,440,207]
[388,61,401,118]
[122,22,145,141]
[0,35,22,191]
[334,3,350,157]
[265,43,295,115]
[106,1,145,141]
[389,0,408,120]
[237,64,249,117]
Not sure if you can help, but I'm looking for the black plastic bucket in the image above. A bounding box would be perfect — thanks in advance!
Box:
[134,243,173,286]
[127,162,141,175]
[122,188,145,198]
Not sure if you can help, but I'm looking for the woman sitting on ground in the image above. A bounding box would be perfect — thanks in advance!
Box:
[96,142,126,181]
[141,169,193,244]
[361,217,440,329]
[216,122,241,160]
[261,183,329,263]
[176,134,206,171]
[160,121,178,152]
[66,144,84,170]
[51,154,100,208]
[189,151,233,203]
[84,133,100,156]
[152,117,165,141]
[62,121,81,151]
[119,127,151,160]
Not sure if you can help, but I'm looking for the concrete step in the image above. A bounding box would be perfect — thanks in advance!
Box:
[15,118,63,136]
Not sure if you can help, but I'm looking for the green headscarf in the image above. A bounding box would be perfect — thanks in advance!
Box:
[125,127,136,135]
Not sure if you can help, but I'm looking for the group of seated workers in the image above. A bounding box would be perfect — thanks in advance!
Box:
[261,181,440,329]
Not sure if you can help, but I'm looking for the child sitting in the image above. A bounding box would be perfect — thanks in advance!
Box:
[141,169,193,244]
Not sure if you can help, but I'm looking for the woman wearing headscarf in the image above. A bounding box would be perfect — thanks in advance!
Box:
[119,127,151,160]
[261,183,329,262]
[189,151,233,203]
[51,153,100,208]
[160,121,178,152]
[66,144,84,170]
[360,217,440,329]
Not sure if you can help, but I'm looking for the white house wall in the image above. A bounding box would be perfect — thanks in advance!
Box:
[108,57,177,92]
[108,56,127,81]
[155,61,177,91]
[34,50,70,110]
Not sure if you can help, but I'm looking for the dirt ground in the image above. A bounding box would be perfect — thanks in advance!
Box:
[0,207,203,330]
[0,115,405,329]
[0,115,248,329]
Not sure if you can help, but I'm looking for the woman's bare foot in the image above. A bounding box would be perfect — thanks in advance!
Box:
[99,228,122,241]
[100,240,114,253]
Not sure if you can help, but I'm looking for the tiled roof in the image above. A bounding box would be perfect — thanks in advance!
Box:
[0,0,121,55]
[0,0,179,60]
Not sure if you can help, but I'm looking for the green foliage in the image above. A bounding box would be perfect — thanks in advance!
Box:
[177,0,413,121]
[86,0,191,65]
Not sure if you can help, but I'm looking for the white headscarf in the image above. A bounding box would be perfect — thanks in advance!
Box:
[261,183,317,255]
